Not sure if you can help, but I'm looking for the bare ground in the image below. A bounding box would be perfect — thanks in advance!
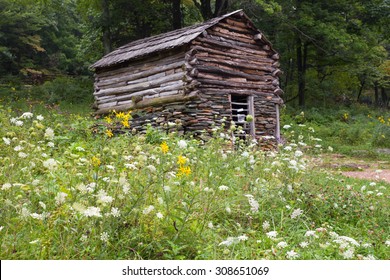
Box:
[318,154,390,184]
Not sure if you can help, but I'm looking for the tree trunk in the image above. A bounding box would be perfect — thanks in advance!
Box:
[172,0,182,29]
[356,79,365,102]
[381,87,388,108]
[296,36,307,107]
[214,0,229,17]
[101,0,112,54]
[374,82,379,106]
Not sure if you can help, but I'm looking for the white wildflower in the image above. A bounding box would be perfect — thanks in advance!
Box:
[75,146,85,152]
[142,205,155,215]
[80,234,88,242]
[111,207,120,217]
[385,240,390,247]
[225,207,231,214]
[43,158,58,170]
[39,201,46,210]
[44,128,55,140]
[266,231,278,239]
[338,236,360,247]
[20,112,33,119]
[219,237,238,246]
[18,152,28,158]
[305,231,318,238]
[146,165,156,173]
[238,235,248,241]
[83,206,102,217]
[241,151,249,157]
[1,183,12,190]
[362,243,372,248]
[245,194,259,213]
[29,239,40,244]
[47,142,55,148]
[30,213,44,220]
[219,185,229,191]
[100,232,109,243]
[284,145,292,151]
[102,177,110,182]
[277,241,288,248]
[363,255,376,260]
[2,137,11,145]
[156,212,163,219]
[36,115,44,121]
[300,241,309,248]
[55,192,68,205]
[163,185,171,192]
[0,226,4,232]
[286,250,299,259]
[14,145,23,151]
[291,208,304,219]
[177,140,188,149]
[283,125,291,129]
[341,248,355,259]
[369,182,376,186]
[262,221,270,231]
[295,150,303,157]
[208,222,214,229]
[97,190,113,204]
[15,120,24,126]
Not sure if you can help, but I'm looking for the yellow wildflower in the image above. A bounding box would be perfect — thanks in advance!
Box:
[160,141,169,154]
[91,156,101,167]
[106,129,114,138]
[178,165,191,176]
[177,155,187,165]
[104,116,112,124]
[116,112,125,119]
[121,120,130,128]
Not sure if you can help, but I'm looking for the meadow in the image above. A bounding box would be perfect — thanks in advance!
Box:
[0,85,389,260]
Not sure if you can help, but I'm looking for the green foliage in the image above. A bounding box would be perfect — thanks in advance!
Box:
[371,123,390,148]
[0,99,389,260]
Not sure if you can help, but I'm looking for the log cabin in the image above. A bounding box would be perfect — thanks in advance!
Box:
[91,10,283,144]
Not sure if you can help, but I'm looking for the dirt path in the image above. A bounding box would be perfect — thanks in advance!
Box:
[342,169,390,184]
[319,154,390,184]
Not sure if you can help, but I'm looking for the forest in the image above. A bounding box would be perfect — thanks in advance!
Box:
[0,0,389,107]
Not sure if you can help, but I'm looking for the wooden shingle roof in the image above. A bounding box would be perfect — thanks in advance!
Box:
[91,10,273,70]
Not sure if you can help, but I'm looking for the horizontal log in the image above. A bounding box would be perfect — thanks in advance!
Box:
[206,33,261,51]
[94,72,185,97]
[189,45,275,64]
[197,78,276,90]
[95,92,199,115]
[195,65,275,82]
[193,37,272,57]
[96,61,184,89]
[208,28,255,44]
[194,55,276,72]
[216,22,254,35]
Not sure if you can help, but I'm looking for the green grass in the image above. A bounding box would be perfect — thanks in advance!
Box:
[0,88,389,260]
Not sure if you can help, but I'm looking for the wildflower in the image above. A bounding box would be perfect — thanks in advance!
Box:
[55,192,68,205]
[91,156,101,167]
[341,248,355,259]
[208,222,214,229]
[266,231,278,239]
[219,185,229,191]
[29,239,40,244]
[111,207,120,217]
[100,232,109,243]
[299,241,309,248]
[15,120,24,126]
[20,112,33,119]
[146,165,157,173]
[177,155,187,165]
[105,129,114,138]
[385,240,390,247]
[160,141,169,154]
[2,137,11,145]
[177,165,191,176]
[245,194,259,213]
[219,237,238,246]
[304,231,318,238]
[163,185,171,192]
[156,212,163,219]
[262,221,270,231]
[43,158,58,170]
[36,115,44,121]
[47,142,55,148]
[1,183,12,190]
[294,150,303,157]
[0,226,3,232]
[177,140,187,149]
[97,190,113,204]
[241,151,250,157]
[286,250,299,259]
[277,241,288,248]
[338,236,360,247]
[121,119,130,128]
[44,128,55,140]
[290,208,304,219]
[238,235,248,241]
[80,235,88,242]
[30,213,44,220]
[225,207,231,214]
[83,206,102,217]
[39,201,46,210]
[104,116,112,123]
[283,125,291,129]
[284,146,292,151]
[14,145,23,151]
[143,205,155,215]
[18,152,28,158]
